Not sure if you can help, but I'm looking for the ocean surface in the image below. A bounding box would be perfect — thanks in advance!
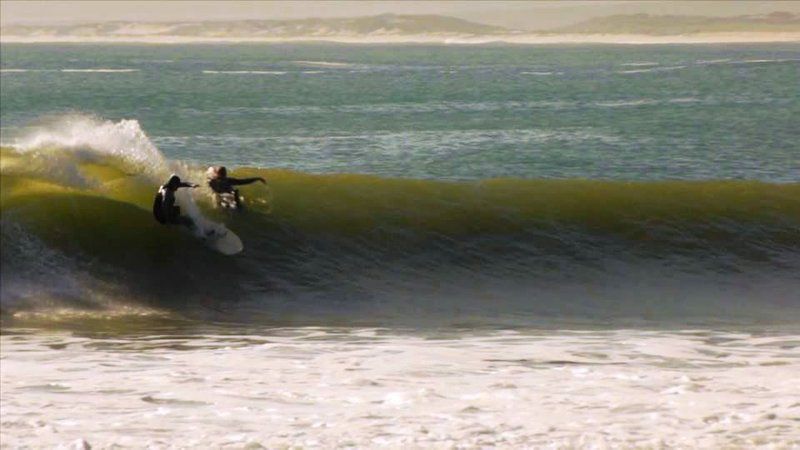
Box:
[1,43,799,448]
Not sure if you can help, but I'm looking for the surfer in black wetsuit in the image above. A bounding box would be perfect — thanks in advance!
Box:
[153,174,198,226]
[206,166,265,209]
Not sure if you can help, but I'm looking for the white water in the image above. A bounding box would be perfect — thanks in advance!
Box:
[3,115,229,241]
[2,328,798,448]
[6,115,167,177]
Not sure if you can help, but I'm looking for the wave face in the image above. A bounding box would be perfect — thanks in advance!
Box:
[1,117,799,327]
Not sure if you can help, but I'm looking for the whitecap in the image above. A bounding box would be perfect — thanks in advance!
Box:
[618,65,686,75]
[620,62,659,67]
[728,58,800,65]
[520,71,559,76]
[696,58,731,65]
[292,60,353,68]
[202,70,287,75]
[60,69,138,73]
[595,99,659,108]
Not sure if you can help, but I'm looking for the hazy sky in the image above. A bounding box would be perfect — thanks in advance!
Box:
[2,1,798,30]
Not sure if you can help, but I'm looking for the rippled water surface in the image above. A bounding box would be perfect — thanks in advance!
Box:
[2,43,799,181]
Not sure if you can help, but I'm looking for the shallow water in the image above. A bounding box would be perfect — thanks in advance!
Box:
[2,325,799,448]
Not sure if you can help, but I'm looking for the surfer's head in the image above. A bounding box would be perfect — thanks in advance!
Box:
[206,166,227,179]
[166,174,182,189]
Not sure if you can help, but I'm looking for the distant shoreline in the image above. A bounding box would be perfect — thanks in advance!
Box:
[2,32,800,45]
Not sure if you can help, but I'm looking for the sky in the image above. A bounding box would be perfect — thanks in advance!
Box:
[2,1,799,30]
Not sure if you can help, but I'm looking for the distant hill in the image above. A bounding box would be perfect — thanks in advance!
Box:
[555,12,800,35]
[2,12,798,44]
[1,14,512,39]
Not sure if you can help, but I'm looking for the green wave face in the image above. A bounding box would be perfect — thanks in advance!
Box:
[2,145,800,325]
[4,145,799,237]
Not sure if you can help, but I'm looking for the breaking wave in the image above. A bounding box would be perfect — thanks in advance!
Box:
[2,116,799,326]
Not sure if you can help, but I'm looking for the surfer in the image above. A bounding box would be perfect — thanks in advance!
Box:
[205,166,266,209]
[153,174,199,226]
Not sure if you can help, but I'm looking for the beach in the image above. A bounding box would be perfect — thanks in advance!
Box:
[2,31,800,45]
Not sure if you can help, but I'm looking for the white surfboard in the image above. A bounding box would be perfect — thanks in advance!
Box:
[198,222,243,255]
[174,185,244,255]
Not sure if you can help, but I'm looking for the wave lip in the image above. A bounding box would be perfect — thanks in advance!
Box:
[6,115,167,177]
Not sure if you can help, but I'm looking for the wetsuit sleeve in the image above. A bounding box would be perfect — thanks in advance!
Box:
[178,182,198,188]
[227,177,265,186]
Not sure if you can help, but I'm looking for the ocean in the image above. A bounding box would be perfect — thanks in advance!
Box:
[1,43,799,447]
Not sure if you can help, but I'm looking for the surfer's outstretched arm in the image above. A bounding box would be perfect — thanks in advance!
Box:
[177,182,199,189]
[227,177,266,186]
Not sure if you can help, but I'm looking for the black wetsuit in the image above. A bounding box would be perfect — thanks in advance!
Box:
[208,177,263,208]
[153,182,195,226]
